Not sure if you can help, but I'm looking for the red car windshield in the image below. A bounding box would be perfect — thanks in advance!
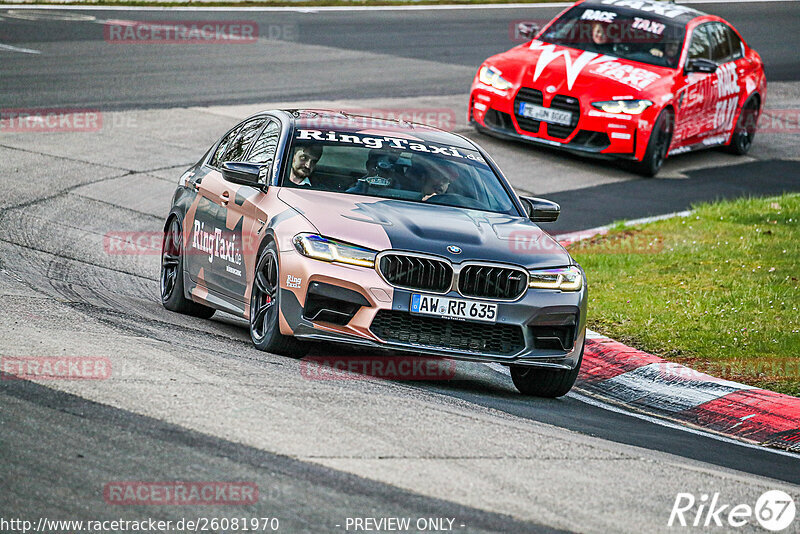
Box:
[539,5,687,68]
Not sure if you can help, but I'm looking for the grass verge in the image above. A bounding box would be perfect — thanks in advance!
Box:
[569,193,800,396]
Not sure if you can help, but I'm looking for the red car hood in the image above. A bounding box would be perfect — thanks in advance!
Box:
[486,40,675,99]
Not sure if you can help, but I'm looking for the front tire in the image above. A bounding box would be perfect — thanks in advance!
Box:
[727,97,759,155]
[510,344,584,398]
[249,241,308,356]
[160,216,216,319]
[631,109,673,177]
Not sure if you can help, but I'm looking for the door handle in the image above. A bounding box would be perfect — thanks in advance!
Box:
[220,191,230,205]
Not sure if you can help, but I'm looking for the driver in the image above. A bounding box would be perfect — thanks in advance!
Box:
[591,21,610,46]
[418,159,458,202]
[288,145,323,187]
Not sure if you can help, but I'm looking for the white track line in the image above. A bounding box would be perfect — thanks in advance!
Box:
[0,43,41,54]
[568,391,800,459]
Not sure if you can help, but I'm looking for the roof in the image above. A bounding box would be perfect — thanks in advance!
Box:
[287,109,477,150]
[578,0,704,25]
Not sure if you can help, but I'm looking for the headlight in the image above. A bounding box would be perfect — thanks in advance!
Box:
[478,65,513,91]
[591,99,653,115]
[293,234,376,268]
[528,266,583,291]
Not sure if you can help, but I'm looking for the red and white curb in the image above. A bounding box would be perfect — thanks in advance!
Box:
[554,210,692,246]
[579,331,800,452]
[550,214,799,452]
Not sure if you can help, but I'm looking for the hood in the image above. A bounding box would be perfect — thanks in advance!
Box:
[486,40,675,99]
[277,188,571,269]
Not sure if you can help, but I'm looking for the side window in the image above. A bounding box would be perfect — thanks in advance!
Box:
[687,24,712,61]
[222,118,266,163]
[210,126,241,168]
[708,22,732,63]
[248,121,280,165]
[726,25,744,60]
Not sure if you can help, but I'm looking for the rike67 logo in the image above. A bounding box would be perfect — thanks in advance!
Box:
[669,490,796,531]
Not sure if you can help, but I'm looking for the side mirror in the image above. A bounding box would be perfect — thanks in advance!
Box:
[520,196,560,223]
[685,58,717,74]
[221,161,270,189]
[517,22,540,41]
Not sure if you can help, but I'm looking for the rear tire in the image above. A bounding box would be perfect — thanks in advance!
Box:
[510,344,583,398]
[160,216,216,319]
[249,241,308,356]
[726,97,759,155]
[630,109,673,178]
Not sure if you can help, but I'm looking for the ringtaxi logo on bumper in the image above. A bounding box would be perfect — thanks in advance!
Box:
[669,490,797,531]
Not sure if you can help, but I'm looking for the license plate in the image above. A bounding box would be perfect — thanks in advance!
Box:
[518,102,573,126]
[410,294,498,323]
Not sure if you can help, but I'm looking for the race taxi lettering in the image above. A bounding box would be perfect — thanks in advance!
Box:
[632,17,665,35]
[600,0,693,19]
[716,63,739,98]
[581,9,617,23]
[286,274,302,289]
[591,61,661,90]
[295,130,486,162]
[192,220,243,266]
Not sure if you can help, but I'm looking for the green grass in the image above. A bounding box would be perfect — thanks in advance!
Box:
[569,193,800,396]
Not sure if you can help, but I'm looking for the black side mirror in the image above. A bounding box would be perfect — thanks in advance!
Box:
[517,22,540,41]
[520,196,560,223]
[685,58,717,74]
[221,161,270,189]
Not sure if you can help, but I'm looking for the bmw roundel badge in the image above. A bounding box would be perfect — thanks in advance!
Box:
[447,245,462,255]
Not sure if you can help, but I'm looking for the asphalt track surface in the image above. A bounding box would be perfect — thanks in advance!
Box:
[1,3,799,533]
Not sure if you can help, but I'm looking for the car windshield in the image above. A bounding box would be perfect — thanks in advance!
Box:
[539,4,687,68]
[281,128,519,215]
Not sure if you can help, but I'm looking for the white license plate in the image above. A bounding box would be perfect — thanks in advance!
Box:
[518,102,573,126]
[410,294,498,323]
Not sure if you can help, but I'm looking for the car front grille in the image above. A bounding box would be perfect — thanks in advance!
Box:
[547,95,580,138]
[379,254,453,293]
[513,87,543,133]
[514,88,580,139]
[370,310,525,356]
[458,265,528,300]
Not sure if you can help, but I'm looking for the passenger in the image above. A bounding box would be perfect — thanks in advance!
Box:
[347,149,400,193]
[288,145,323,187]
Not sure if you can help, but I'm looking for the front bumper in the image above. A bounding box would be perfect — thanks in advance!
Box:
[278,246,587,370]
[469,84,654,162]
